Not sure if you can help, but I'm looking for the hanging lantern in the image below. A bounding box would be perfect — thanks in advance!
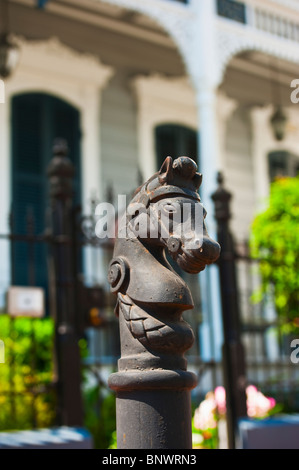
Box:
[0,33,20,79]
[270,106,288,142]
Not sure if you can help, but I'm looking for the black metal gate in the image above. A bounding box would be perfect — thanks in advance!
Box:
[212,172,299,448]
[0,138,119,432]
[1,143,298,448]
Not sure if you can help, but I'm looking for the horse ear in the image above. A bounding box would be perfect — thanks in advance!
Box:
[193,173,203,190]
[158,156,173,184]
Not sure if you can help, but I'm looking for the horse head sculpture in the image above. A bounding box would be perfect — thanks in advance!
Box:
[108,156,220,372]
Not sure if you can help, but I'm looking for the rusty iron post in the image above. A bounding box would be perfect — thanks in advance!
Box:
[47,139,84,427]
[212,172,247,449]
[108,157,220,449]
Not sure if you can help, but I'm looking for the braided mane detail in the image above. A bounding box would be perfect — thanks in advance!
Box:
[117,292,194,353]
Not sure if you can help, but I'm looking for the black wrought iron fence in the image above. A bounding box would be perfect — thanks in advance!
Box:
[211,172,299,448]
[0,208,56,431]
[1,145,298,445]
[234,240,299,411]
[0,140,120,433]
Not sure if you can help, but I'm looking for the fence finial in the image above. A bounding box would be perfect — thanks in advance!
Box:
[212,171,232,222]
[47,138,74,200]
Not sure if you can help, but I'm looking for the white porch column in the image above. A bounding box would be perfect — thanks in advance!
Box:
[80,80,113,287]
[250,106,274,212]
[190,0,224,362]
[196,86,224,362]
[81,85,107,287]
[81,86,102,210]
[217,92,238,170]
[0,92,11,309]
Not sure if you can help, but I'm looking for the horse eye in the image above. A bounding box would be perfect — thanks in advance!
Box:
[163,204,177,213]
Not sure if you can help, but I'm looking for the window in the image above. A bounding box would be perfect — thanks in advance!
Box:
[155,124,198,171]
[268,151,299,182]
[217,0,247,24]
[11,93,82,290]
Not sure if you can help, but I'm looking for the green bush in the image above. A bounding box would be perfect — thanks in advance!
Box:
[79,338,116,449]
[0,315,56,431]
[250,175,299,334]
[0,315,117,448]
[83,383,116,449]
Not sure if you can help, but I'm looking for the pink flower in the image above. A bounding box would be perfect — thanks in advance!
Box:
[246,385,276,418]
[193,393,217,431]
[215,386,226,415]
[193,384,277,433]
[268,397,276,409]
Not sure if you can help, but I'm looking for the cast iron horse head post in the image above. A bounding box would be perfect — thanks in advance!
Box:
[108,156,220,449]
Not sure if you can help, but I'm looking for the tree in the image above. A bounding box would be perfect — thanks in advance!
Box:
[250,175,299,334]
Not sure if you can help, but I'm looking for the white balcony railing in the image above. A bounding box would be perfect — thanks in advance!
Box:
[253,7,299,42]
[216,0,299,43]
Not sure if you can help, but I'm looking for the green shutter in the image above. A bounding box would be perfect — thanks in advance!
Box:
[51,96,81,204]
[12,93,81,290]
[155,124,199,170]
[268,151,289,181]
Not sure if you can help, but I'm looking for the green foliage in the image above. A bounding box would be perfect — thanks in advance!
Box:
[192,420,218,450]
[83,384,116,449]
[250,176,299,334]
[0,314,117,447]
[108,430,117,449]
[79,338,116,449]
[0,315,56,431]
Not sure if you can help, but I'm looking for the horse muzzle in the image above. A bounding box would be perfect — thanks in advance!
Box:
[167,235,221,274]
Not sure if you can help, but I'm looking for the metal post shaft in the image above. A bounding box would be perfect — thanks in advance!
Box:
[47,138,84,427]
[212,172,247,449]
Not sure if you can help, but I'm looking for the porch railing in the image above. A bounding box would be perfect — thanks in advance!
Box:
[217,0,299,44]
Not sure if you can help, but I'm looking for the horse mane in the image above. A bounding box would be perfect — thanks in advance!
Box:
[131,156,202,206]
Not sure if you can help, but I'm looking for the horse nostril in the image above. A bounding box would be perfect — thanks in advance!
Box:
[167,237,181,253]
[195,238,220,261]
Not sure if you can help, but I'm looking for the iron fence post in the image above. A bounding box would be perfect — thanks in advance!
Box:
[212,172,247,449]
[47,138,84,427]
[108,156,220,449]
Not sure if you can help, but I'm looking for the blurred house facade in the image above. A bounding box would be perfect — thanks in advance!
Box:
[0,0,299,391]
